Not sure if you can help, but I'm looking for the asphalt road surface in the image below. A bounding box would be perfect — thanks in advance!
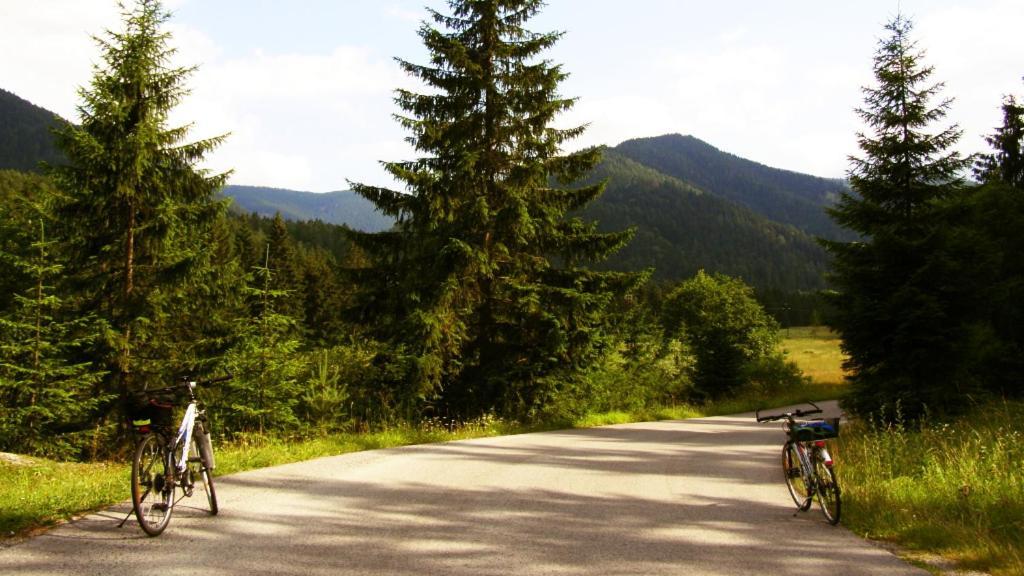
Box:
[1,404,926,575]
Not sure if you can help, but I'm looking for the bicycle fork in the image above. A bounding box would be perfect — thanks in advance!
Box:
[794,442,815,490]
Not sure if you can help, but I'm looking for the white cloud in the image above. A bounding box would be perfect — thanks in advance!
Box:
[0,1,120,118]
[918,0,1024,155]
[172,41,410,191]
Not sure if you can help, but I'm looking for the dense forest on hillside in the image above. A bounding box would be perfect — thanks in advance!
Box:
[581,151,829,291]
[0,89,65,172]
[1,90,842,296]
[224,185,394,233]
[615,134,852,240]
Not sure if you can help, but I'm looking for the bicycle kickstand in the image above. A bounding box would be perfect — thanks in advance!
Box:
[117,508,134,528]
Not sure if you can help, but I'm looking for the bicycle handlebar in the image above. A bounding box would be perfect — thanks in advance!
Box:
[142,374,233,395]
[193,374,233,387]
[755,401,822,423]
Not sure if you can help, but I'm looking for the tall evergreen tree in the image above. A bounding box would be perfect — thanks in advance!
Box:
[975,93,1024,187]
[953,88,1024,397]
[349,0,638,418]
[823,15,972,420]
[49,0,230,407]
[222,254,304,436]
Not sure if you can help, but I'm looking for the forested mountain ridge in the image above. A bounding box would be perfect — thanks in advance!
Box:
[1,88,831,290]
[583,151,829,290]
[223,184,393,232]
[0,89,66,172]
[614,134,852,239]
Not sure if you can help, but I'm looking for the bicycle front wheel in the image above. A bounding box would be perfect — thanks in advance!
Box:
[192,423,218,515]
[815,456,841,525]
[782,442,812,511]
[131,433,174,536]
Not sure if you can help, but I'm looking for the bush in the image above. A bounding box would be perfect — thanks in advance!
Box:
[662,271,783,400]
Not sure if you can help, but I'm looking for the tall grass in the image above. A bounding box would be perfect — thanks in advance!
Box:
[837,402,1024,575]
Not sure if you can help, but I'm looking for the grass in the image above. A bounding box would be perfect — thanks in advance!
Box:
[779,325,846,385]
[776,326,1024,574]
[836,403,1024,576]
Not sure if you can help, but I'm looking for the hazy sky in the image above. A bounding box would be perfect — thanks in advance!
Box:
[2,1,1022,191]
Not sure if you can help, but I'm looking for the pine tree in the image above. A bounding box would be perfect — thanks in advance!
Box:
[952,89,1024,397]
[975,94,1024,187]
[0,220,107,458]
[48,0,230,405]
[823,15,972,421]
[221,250,304,436]
[349,0,638,418]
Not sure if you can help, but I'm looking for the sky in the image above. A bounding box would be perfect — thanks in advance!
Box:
[1,1,1022,192]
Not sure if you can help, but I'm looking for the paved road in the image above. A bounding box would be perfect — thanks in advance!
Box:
[1,405,926,575]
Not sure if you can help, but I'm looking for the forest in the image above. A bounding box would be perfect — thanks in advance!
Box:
[1,0,1022,461]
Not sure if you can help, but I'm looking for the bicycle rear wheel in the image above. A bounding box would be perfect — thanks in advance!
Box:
[782,442,812,511]
[131,433,174,536]
[815,456,841,524]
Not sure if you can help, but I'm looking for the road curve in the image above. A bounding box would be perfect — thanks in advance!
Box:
[1,406,925,575]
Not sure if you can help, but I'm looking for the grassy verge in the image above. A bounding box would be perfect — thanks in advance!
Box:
[0,419,529,537]
[837,403,1024,576]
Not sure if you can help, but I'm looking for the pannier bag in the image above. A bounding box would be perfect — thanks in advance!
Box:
[128,392,175,432]
[789,417,840,442]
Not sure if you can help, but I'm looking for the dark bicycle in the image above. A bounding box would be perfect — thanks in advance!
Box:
[122,374,231,536]
[756,401,841,525]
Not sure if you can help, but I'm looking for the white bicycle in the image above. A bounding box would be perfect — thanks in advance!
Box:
[122,374,231,536]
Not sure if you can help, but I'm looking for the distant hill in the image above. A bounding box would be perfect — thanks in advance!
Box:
[580,151,829,290]
[0,89,66,172]
[222,185,393,232]
[0,89,837,291]
[614,134,850,240]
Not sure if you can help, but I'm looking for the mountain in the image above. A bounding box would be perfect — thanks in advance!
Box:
[0,89,66,172]
[614,134,850,240]
[581,151,829,290]
[0,90,835,291]
[223,185,393,232]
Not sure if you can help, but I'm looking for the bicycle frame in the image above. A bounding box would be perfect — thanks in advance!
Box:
[173,401,198,474]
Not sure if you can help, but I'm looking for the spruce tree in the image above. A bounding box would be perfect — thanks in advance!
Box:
[0,220,106,458]
[221,252,304,436]
[975,94,1024,187]
[954,89,1024,396]
[823,15,972,420]
[49,0,230,406]
[349,0,637,418]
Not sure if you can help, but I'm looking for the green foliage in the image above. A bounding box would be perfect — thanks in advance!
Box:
[0,220,108,459]
[220,262,305,436]
[824,15,973,422]
[838,401,1024,575]
[349,0,640,420]
[48,0,231,420]
[975,95,1024,188]
[663,271,783,399]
